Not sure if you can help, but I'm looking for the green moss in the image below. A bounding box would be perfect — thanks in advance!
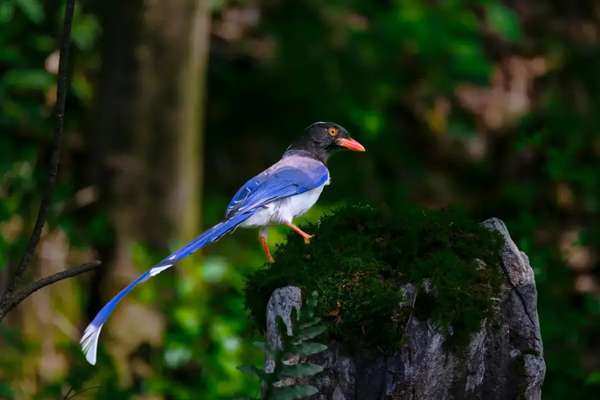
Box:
[244,204,504,352]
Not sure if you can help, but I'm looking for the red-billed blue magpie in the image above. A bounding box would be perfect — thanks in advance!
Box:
[81,122,365,365]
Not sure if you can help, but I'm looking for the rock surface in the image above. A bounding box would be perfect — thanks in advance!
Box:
[265,218,545,400]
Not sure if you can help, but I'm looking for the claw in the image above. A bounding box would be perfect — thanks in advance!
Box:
[285,222,314,244]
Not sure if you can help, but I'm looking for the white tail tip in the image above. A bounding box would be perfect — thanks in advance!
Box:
[80,323,103,365]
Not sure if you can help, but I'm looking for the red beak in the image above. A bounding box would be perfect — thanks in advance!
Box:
[337,138,366,152]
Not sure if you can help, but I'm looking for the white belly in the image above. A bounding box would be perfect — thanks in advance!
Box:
[240,184,326,228]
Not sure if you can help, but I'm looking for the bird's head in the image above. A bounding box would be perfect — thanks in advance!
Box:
[285,122,365,163]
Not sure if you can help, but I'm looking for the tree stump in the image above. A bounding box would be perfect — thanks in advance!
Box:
[264,218,545,400]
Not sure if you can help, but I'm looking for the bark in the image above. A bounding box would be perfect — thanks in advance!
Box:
[265,218,545,400]
[90,0,210,386]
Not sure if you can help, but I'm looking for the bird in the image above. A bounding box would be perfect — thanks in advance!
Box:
[80,121,365,365]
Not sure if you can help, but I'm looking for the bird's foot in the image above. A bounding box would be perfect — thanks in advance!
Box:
[303,234,314,244]
[285,222,314,244]
[261,236,275,263]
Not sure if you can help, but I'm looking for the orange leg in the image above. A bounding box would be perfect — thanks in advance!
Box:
[285,222,314,244]
[260,236,275,263]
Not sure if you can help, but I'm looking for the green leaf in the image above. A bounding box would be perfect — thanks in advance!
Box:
[270,385,319,399]
[299,317,321,329]
[71,14,101,50]
[0,382,15,400]
[72,73,94,101]
[0,324,26,352]
[299,291,319,322]
[450,40,491,84]
[276,315,291,343]
[236,365,267,382]
[293,325,326,342]
[15,0,44,24]
[486,4,521,42]
[288,308,299,336]
[238,292,326,396]
[287,342,328,357]
[0,1,15,24]
[32,35,55,52]
[253,341,275,356]
[279,363,323,379]
[2,69,53,90]
[586,371,600,385]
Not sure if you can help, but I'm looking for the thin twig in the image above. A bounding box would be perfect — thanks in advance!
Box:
[64,385,102,400]
[0,0,79,319]
[0,261,103,319]
[63,387,75,400]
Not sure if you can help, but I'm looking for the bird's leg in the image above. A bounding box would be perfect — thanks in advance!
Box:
[284,222,314,244]
[259,228,274,263]
[260,237,274,263]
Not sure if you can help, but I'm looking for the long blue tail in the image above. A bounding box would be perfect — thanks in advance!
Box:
[80,211,254,365]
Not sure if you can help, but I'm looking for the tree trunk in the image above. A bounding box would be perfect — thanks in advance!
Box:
[90,0,210,386]
[19,231,71,397]
[265,218,545,400]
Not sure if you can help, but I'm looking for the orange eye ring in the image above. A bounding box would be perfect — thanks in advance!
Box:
[328,127,338,136]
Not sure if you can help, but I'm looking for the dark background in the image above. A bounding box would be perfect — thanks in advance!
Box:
[1,0,599,398]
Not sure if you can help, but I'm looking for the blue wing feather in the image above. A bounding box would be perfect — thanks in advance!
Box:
[226,165,329,218]
[225,175,262,218]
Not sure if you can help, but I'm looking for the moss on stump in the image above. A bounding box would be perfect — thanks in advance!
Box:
[244,205,504,352]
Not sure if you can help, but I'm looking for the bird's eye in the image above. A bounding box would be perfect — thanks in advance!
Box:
[328,127,338,136]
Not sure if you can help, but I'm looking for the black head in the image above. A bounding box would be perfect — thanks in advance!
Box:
[284,122,366,163]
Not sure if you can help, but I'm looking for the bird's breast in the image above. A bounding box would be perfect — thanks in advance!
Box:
[282,184,326,220]
[240,183,327,228]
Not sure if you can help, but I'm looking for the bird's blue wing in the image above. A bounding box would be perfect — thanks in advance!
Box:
[225,174,263,219]
[225,165,329,219]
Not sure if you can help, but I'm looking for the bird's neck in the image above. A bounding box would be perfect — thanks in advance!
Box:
[283,138,331,164]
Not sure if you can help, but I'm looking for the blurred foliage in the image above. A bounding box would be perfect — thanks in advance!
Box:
[1,0,600,399]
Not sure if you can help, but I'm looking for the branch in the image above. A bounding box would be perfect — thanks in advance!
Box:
[0,261,103,320]
[0,0,86,321]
